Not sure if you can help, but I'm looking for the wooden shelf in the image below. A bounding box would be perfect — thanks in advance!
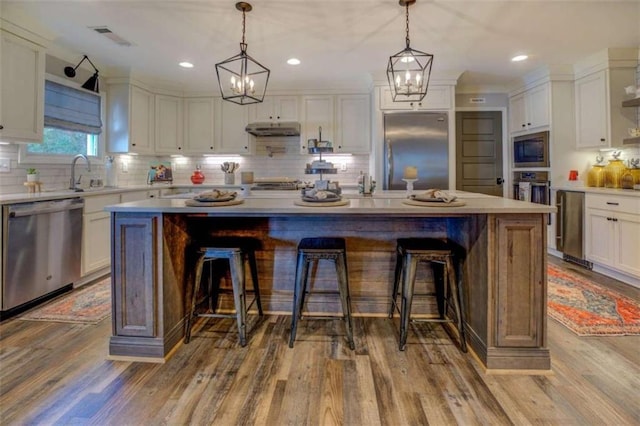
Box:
[622,136,640,145]
[622,97,640,107]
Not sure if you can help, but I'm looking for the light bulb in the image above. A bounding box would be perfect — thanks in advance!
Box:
[395,75,401,88]
[405,70,410,83]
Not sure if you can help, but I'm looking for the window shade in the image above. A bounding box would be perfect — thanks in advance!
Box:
[44,80,102,134]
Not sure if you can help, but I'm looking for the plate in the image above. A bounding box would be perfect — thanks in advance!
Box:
[185,198,244,207]
[193,194,236,203]
[410,195,455,203]
[302,196,342,203]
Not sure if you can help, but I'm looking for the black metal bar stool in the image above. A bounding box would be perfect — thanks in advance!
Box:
[289,237,355,350]
[389,238,467,352]
[184,239,263,347]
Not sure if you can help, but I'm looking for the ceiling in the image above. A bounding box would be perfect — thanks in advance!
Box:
[2,1,639,93]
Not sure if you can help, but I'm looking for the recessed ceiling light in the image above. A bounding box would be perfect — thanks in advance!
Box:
[287,58,301,65]
[179,62,194,68]
[511,55,528,62]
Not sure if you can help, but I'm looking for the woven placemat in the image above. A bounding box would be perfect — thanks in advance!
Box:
[185,198,244,207]
[294,199,350,207]
[402,199,466,207]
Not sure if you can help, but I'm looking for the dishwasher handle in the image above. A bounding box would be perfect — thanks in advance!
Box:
[8,199,84,218]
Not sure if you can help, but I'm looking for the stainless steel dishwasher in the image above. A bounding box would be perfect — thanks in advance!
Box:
[2,198,84,312]
[555,190,591,268]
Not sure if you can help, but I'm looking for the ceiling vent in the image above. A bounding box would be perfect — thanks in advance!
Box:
[89,26,133,47]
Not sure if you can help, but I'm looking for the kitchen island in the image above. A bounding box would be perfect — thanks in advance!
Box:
[106,191,555,370]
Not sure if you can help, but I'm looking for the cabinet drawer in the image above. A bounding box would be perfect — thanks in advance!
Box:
[585,194,640,215]
[84,194,121,213]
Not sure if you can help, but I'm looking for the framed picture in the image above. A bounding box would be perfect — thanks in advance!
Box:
[148,162,173,184]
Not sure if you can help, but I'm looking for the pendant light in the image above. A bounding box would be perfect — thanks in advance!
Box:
[386,0,433,103]
[216,2,270,105]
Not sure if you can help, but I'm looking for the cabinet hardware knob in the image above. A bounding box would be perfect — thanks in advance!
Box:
[606,202,619,205]
[277,116,280,119]
[600,138,605,142]
[522,124,526,127]
[0,125,3,130]
[210,146,213,150]
[527,122,531,126]
[244,146,247,150]
[132,143,136,146]
[178,147,181,150]
[612,218,618,222]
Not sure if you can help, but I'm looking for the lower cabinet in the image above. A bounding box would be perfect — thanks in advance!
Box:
[585,194,640,278]
[82,194,121,276]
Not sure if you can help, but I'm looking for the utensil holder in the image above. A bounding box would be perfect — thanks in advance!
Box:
[224,173,235,185]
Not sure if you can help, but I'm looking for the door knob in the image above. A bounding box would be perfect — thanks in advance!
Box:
[497,177,504,185]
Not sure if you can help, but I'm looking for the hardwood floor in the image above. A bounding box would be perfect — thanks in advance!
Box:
[1,257,639,425]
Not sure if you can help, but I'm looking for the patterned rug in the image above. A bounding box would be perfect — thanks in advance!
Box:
[20,277,111,325]
[547,264,640,336]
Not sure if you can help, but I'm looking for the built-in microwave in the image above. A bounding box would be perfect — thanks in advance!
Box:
[513,131,550,168]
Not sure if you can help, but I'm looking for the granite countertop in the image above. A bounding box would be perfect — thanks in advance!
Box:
[105,191,555,215]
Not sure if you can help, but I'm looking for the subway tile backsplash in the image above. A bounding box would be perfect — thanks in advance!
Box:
[0,137,370,195]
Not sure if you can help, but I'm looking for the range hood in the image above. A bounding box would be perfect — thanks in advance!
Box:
[245,121,301,137]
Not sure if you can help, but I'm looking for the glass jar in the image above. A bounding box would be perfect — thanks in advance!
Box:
[604,159,626,188]
[190,165,205,184]
[621,168,635,189]
[587,164,606,187]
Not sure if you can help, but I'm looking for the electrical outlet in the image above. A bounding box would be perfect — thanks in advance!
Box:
[0,158,10,173]
[340,163,347,171]
[121,161,128,173]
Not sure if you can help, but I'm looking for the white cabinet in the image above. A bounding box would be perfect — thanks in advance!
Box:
[107,83,155,154]
[250,96,298,122]
[154,95,183,154]
[508,83,550,134]
[585,194,640,278]
[215,98,252,154]
[120,189,160,203]
[0,29,45,143]
[300,95,335,153]
[335,94,370,153]
[82,194,121,276]
[379,85,452,110]
[183,97,216,154]
[575,68,636,149]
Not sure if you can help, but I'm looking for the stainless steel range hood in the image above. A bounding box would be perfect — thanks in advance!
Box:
[245,121,301,137]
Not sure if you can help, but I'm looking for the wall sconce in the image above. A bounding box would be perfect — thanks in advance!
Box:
[64,55,100,93]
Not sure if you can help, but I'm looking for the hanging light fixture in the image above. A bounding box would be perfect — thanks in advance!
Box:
[386,0,433,103]
[216,2,270,105]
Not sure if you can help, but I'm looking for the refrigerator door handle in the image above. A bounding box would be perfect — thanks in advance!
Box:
[386,141,393,189]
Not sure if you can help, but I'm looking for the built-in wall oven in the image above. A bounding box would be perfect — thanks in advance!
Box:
[513,131,550,168]
[513,171,551,224]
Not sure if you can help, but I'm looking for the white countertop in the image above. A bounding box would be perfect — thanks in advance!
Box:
[552,182,640,197]
[105,191,555,215]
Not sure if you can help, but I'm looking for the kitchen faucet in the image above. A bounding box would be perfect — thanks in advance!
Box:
[70,154,92,191]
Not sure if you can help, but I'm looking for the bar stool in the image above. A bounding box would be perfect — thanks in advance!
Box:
[184,238,263,347]
[389,238,467,352]
[289,237,355,350]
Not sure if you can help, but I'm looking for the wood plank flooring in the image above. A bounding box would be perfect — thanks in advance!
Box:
[1,256,639,425]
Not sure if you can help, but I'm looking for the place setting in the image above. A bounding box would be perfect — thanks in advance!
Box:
[184,189,244,207]
[294,189,350,207]
[402,188,466,207]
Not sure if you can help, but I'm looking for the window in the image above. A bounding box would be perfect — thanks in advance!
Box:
[20,76,104,164]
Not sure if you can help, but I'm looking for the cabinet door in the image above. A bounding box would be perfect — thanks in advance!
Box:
[184,97,215,154]
[154,95,183,154]
[0,30,45,143]
[575,70,608,149]
[216,98,251,154]
[526,84,550,129]
[120,190,159,203]
[509,92,527,133]
[82,212,112,275]
[275,96,299,121]
[335,94,370,153]
[585,208,614,266]
[301,95,334,152]
[130,86,155,154]
[614,212,640,277]
[251,97,275,122]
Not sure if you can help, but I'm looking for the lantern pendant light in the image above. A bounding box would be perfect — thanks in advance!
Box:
[216,2,270,105]
[386,0,433,103]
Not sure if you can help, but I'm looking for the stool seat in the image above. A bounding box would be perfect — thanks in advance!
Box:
[390,238,467,352]
[289,237,355,350]
[184,240,263,347]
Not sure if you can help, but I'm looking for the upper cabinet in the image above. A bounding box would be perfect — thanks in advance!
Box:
[508,83,550,134]
[300,95,335,153]
[575,68,637,149]
[379,85,453,110]
[183,97,215,154]
[250,96,299,122]
[335,94,370,153]
[215,98,252,154]
[154,94,183,154]
[0,28,45,143]
[107,83,155,154]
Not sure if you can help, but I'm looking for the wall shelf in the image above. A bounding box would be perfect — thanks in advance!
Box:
[622,136,640,145]
[622,97,640,107]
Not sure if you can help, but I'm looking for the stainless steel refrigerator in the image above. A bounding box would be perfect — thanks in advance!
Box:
[383,112,449,190]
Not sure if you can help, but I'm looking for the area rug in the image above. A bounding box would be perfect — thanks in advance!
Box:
[547,264,640,336]
[20,277,111,325]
